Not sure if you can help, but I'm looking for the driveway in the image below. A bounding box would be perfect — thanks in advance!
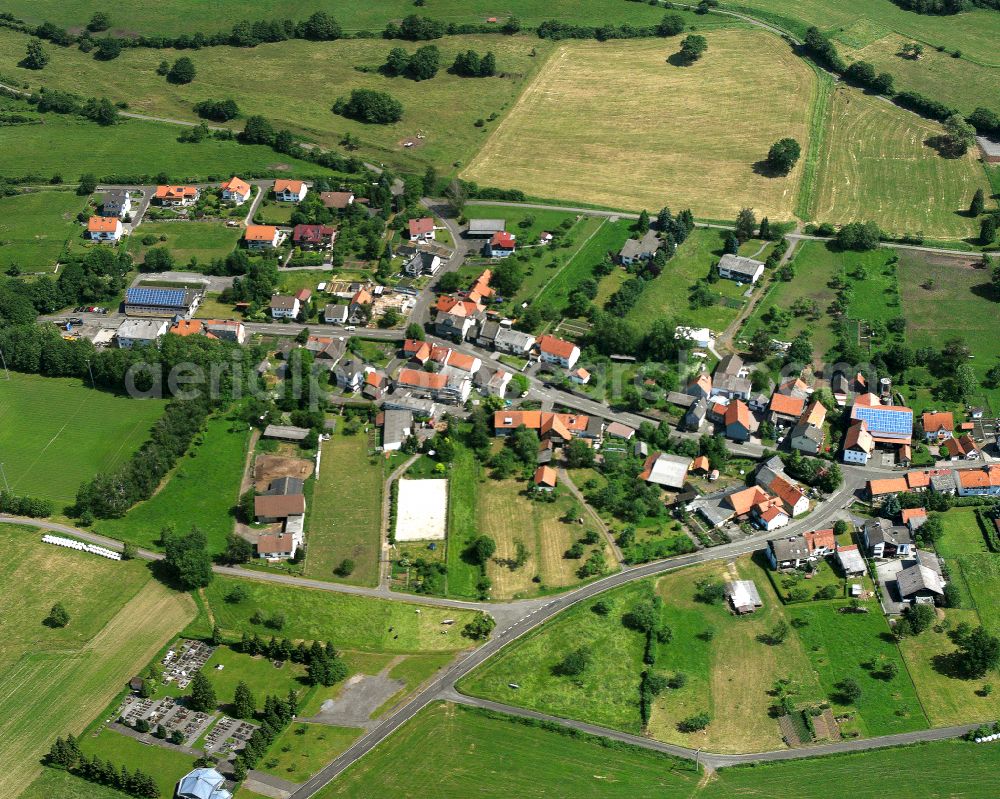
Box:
[875,559,905,615]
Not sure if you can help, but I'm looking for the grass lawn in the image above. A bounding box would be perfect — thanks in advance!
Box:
[81,729,198,799]
[478,477,610,600]
[194,292,240,320]
[153,644,307,710]
[0,190,86,272]
[21,768,128,799]
[897,250,1000,411]
[95,415,250,555]
[0,525,195,797]
[278,269,335,296]
[840,32,1000,118]
[306,429,383,586]
[0,372,166,507]
[784,599,927,738]
[740,241,899,361]
[533,218,633,317]
[0,29,554,171]
[201,575,475,652]
[0,115,328,181]
[1,0,684,37]
[811,86,990,239]
[132,220,242,266]
[625,228,747,334]
[459,580,651,733]
[464,30,816,221]
[317,701,700,799]
[260,723,361,784]
[444,444,484,599]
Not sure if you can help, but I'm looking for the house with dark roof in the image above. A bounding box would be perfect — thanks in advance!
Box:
[102,189,132,218]
[293,224,337,250]
[404,251,442,277]
[618,229,660,265]
[320,191,355,209]
[896,562,945,605]
[712,354,751,400]
[863,518,912,559]
[791,400,827,455]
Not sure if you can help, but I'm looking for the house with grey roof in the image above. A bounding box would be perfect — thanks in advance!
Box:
[493,326,535,355]
[102,189,133,219]
[116,318,168,349]
[324,303,349,325]
[403,251,442,277]
[618,229,660,265]
[896,562,945,605]
[476,319,502,348]
[467,218,506,236]
[682,398,708,432]
[863,518,912,558]
[712,353,752,399]
[718,253,765,284]
[381,409,414,452]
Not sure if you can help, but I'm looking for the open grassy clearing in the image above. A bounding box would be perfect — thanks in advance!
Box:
[0,537,195,798]
[726,0,1000,64]
[647,559,824,753]
[478,478,609,600]
[0,372,166,507]
[811,87,990,239]
[841,32,1000,117]
[201,575,475,652]
[318,701,700,799]
[0,115,328,180]
[624,228,747,334]
[80,729,197,799]
[21,768,126,799]
[1,0,685,37]
[260,723,361,784]
[306,428,383,587]
[897,250,1000,411]
[0,29,553,170]
[0,190,86,272]
[95,415,250,556]
[443,444,483,599]
[464,30,815,221]
[131,220,242,266]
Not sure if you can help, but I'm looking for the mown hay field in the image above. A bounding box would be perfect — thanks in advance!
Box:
[811,87,990,239]
[0,526,194,797]
[463,30,816,221]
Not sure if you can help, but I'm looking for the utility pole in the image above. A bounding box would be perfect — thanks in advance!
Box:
[0,345,9,379]
[0,463,10,493]
[85,359,96,389]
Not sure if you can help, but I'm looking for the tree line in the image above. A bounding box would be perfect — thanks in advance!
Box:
[45,735,158,798]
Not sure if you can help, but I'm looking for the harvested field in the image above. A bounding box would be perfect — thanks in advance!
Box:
[463,30,816,220]
[811,87,991,239]
[0,577,194,797]
[254,454,313,491]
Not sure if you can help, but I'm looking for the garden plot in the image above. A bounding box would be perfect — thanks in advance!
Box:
[395,479,448,541]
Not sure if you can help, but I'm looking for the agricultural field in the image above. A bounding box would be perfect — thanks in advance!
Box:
[131,220,242,267]
[0,28,554,170]
[201,574,476,652]
[0,372,166,507]
[477,477,612,601]
[741,240,900,361]
[464,30,816,221]
[0,526,195,798]
[0,190,86,272]
[896,250,1000,411]
[0,114,329,181]
[624,228,749,335]
[95,415,250,555]
[810,87,990,240]
[307,428,384,586]
[318,701,701,799]
[0,0,684,37]
[840,32,1000,117]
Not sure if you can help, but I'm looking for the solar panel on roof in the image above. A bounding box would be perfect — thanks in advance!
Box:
[126,287,186,307]
[854,406,912,436]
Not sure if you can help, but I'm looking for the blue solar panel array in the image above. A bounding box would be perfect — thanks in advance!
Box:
[854,405,913,437]
[126,287,186,307]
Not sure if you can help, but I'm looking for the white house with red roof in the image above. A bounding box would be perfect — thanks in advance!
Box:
[485,231,516,258]
[408,217,435,242]
[274,179,308,202]
[86,216,123,242]
[220,176,252,205]
[537,334,580,370]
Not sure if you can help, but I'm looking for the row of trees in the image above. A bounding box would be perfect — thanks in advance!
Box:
[45,735,158,798]
[536,12,692,41]
[237,633,349,686]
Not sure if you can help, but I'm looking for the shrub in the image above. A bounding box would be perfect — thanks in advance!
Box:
[333,89,403,124]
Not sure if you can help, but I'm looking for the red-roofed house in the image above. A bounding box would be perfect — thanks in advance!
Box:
[404,339,432,364]
[725,399,753,442]
[533,465,558,491]
[220,176,252,205]
[769,392,806,426]
[943,434,980,461]
[293,224,337,250]
[901,508,927,532]
[154,185,199,206]
[922,411,954,441]
[274,179,308,202]
[486,231,516,258]
[86,216,123,242]
[569,368,591,385]
[537,335,580,370]
[245,225,284,249]
[957,465,1000,496]
[408,217,435,242]
[843,420,874,465]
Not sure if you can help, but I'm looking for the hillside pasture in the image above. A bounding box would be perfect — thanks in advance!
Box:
[811,87,990,239]
[0,28,553,170]
[132,220,242,266]
[0,190,86,272]
[0,115,330,181]
[463,31,816,221]
[0,528,194,798]
[0,372,166,506]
